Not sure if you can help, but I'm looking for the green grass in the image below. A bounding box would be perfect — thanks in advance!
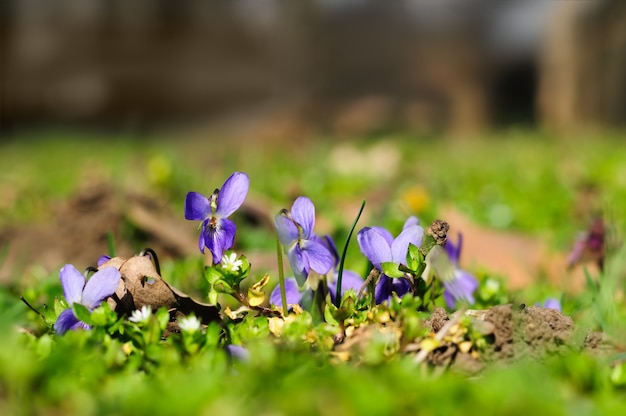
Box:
[1,130,626,414]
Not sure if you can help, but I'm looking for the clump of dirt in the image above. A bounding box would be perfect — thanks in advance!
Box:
[0,182,197,284]
[482,304,575,362]
[424,307,449,333]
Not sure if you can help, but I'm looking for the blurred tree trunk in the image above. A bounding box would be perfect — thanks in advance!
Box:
[538,0,626,130]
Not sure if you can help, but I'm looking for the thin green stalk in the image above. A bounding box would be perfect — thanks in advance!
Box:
[276,235,288,316]
[107,231,116,257]
[335,200,366,308]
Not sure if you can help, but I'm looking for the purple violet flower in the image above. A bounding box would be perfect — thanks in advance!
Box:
[225,344,250,362]
[319,235,364,302]
[270,235,364,309]
[357,216,424,304]
[538,298,562,312]
[97,255,111,267]
[431,233,478,309]
[270,277,303,308]
[185,172,249,263]
[54,264,121,335]
[274,196,334,285]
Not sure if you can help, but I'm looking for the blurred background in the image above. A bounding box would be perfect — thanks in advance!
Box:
[2,0,626,139]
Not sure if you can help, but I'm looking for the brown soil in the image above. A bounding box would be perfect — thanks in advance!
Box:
[0,181,275,286]
[0,182,198,284]
[419,304,589,373]
[483,304,575,361]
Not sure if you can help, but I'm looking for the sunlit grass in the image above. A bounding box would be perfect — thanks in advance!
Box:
[1,130,626,414]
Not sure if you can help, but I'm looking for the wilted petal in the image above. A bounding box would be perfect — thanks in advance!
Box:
[375,275,410,304]
[185,192,211,220]
[443,269,478,309]
[204,218,236,264]
[357,227,392,270]
[391,225,423,265]
[302,240,333,276]
[54,308,80,335]
[81,267,122,310]
[59,264,85,305]
[328,270,363,302]
[291,196,316,238]
[216,172,249,217]
[274,214,299,246]
[270,277,303,307]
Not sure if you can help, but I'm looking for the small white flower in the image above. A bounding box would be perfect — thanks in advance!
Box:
[178,315,201,333]
[221,252,243,273]
[129,305,152,324]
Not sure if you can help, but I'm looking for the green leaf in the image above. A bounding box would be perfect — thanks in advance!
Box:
[72,303,93,326]
[583,267,598,295]
[205,266,224,285]
[324,302,338,325]
[90,305,109,326]
[380,262,405,278]
[54,298,68,316]
[212,278,235,295]
[155,307,170,331]
[406,243,422,271]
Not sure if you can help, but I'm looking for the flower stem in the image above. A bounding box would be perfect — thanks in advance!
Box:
[276,235,288,316]
[335,200,366,308]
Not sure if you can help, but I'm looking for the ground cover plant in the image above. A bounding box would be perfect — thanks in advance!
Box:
[1,132,626,415]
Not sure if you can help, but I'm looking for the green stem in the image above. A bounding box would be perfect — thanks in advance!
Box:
[276,235,288,316]
[107,231,116,257]
[335,200,366,308]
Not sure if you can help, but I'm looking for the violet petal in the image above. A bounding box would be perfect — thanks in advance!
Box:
[328,270,363,302]
[225,344,251,362]
[184,192,211,220]
[290,196,315,239]
[59,264,85,305]
[445,233,463,265]
[357,227,392,270]
[97,255,111,267]
[371,226,394,246]
[270,277,303,307]
[274,214,299,247]
[375,275,411,305]
[216,172,249,217]
[391,225,423,265]
[288,246,308,285]
[54,308,80,335]
[542,298,562,312]
[443,269,478,308]
[198,221,207,254]
[204,218,236,263]
[82,267,122,310]
[302,240,333,276]
[403,216,420,229]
